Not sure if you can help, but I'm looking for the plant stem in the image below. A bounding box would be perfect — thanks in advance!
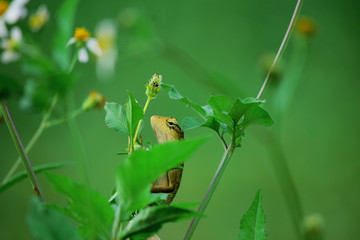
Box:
[0,100,45,202]
[133,97,151,147]
[256,0,303,99]
[68,49,78,74]
[0,162,72,193]
[65,94,90,185]
[184,144,234,240]
[2,95,58,184]
[45,107,84,128]
[111,203,121,240]
[260,129,304,239]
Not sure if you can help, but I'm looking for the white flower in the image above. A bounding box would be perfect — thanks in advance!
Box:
[0,0,29,38]
[67,27,102,63]
[28,4,49,32]
[1,26,22,63]
[95,19,117,81]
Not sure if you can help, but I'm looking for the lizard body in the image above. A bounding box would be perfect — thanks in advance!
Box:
[150,115,184,204]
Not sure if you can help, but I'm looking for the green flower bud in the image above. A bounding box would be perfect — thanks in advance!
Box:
[82,91,106,111]
[145,72,162,99]
[303,213,324,240]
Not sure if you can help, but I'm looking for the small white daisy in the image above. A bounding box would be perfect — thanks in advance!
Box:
[1,26,22,63]
[28,4,49,32]
[95,19,117,81]
[0,0,29,38]
[67,27,102,63]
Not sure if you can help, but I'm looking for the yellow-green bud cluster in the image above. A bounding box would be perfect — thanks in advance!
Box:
[303,213,324,239]
[145,72,162,99]
[82,91,106,111]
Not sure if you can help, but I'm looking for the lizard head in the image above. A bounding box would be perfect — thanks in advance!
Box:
[151,116,184,143]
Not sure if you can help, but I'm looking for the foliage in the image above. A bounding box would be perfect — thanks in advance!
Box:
[162,84,273,148]
[0,0,311,239]
[27,197,81,240]
[238,190,267,240]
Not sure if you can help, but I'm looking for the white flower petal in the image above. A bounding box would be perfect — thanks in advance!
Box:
[78,47,88,63]
[66,37,76,47]
[1,39,9,49]
[0,20,8,38]
[96,51,117,81]
[2,51,20,64]
[4,0,29,24]
[11,27,22,41]
[95,19,116,38]
[86,38,102,56]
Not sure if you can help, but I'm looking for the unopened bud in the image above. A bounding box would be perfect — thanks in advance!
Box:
[145,73,162,99]
[296,16,317,37]
[303,213,324,240]
[82,91,106,111]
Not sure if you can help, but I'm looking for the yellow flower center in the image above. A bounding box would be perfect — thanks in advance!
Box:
[29,16,43,30]
[296,17,316,36]
[74,27,90,41]
[6,38,19,51]
[0,1,9,17]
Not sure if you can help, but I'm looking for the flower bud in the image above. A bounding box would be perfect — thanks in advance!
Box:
[303,213,324,240]
[296,16,317,37]
[145,73,162,99]
[82,91,106,111]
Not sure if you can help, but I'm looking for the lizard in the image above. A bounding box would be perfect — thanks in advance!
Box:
[150,115,184,205]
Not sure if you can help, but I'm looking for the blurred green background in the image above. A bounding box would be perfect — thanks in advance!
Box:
[1,0,360,239]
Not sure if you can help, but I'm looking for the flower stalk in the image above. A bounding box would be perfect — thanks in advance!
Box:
[0,100,45,202]
[184,137,235,240]
[132,73,162,148]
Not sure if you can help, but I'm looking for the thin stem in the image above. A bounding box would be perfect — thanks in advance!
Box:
[0,100,45,202]
[184,144,234,240]
[256,0,303,99]
[45,108,84,128]
[2,95,58,184]
[68,49,78,74]
[111,204,121,240]
[65,94,90,185]
[260,129,304,239]
[133,97,151,147]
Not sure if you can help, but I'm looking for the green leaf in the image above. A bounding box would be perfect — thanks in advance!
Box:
[52,0,80,70]
[125,92,144,143]
[0,162,72,193]
[104,102,128,134]
[27,197,81,240]
[116,137,207,220]
[208,95,234,126]
[182,116,220,133]
[182,116,205,131]
[45,173,114,236]
[162,84,207,118]
[243,106,274,127]
[238,190,267,240]
[121,205,203,240]
[229,98,261,124]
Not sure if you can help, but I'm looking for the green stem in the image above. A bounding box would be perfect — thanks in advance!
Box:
[0,162,72,193]
[256,0,303,99]
[65,94,90,185]
[0,100,45,202]
[2,95,58,184]
[111,204,121,240]
[133,97,151,148]
[68,49,78,74]
[260,129,304,240]
[184,143,234,240]
[45,108,84,128]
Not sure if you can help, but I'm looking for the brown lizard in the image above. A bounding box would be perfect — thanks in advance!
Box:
[150,115,184,204]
